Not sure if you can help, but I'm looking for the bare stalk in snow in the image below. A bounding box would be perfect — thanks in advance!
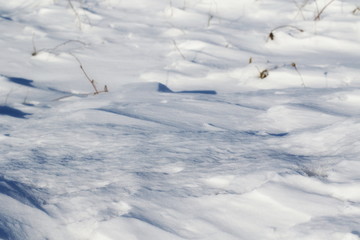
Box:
[70,53,108,95]
[314,0,336,20]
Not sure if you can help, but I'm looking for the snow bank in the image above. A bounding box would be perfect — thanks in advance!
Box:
[0,0,359,239]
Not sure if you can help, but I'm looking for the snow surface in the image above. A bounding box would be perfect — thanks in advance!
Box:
[1,0,360,239]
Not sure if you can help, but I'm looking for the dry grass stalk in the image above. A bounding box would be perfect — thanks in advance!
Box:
[32,34,37,56]
[172,40,185,59]
[353,7,360,15]
[267,25,304,41]
[314,0,336,20]
[32,38,86,56]
[68,0,83,30]
[291,62,306,87]
[207,14,214,27]
[293,0,310,20]
[71,54,108,95]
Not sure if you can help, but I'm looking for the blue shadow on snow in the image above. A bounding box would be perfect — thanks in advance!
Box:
[0,175,46,212]
[0,106,31,118]
[158,83,217,95]
[6,76,35,88]
[0,15,12,21]
[267,132,289,137]
[5,76,72,94]
[0,227,10,240]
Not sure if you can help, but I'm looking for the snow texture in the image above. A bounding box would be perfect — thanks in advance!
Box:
[0,0,360,239]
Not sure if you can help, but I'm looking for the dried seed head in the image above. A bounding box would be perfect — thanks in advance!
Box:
[353,7,360,15]
[260,69,269,79]
[269,32,274,40]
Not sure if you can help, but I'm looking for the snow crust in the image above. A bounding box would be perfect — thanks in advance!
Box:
[0,0,360,239]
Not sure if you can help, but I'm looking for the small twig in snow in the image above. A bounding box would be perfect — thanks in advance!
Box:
[293,0,306,20]
[68,0,83,30]
[255,66,269,79]
[291,62,306,87]
[32,34,38,56]
[172,40,186,60]
[31,39,87,56]
[314,0,336,21]
[353,6,360,15]
[207,14,214,27]
[70,53,108,95]
[267,25,304,41]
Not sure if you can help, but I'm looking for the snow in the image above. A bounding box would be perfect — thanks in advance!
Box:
[1,0,360,239]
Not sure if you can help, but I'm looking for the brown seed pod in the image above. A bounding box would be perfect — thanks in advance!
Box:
[269,32,274,40]
[260,69,269,79]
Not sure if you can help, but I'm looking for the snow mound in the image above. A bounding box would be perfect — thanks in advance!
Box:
[0,0,359,239]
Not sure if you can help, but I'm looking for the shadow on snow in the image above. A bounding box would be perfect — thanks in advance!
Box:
[158,83,217,95]
[6,77,36,88]
[0,175,46,213]
[0,106,31,119]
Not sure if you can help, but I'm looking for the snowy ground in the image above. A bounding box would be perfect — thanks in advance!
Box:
[1,0,360,239]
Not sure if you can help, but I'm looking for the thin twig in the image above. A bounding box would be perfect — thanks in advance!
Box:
[267,25,304,41]
[208,0,218,27]
[68,0,82,30]
[353,6,360,15]
[4,90,12,105]
[32,34,37,56]
[293,0,305,20]
[207,14,214,27]
[271,25,304,32]
[314,0,320,17]
[314,0,336,20]
[291,63,306,87]
[172,40,185,60]
[70,53,108,95]
[51,40,87,52]
[169,0,173,16]
[31,39,87,56]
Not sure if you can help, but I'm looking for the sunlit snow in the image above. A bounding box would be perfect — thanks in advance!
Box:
[1,0,360,239]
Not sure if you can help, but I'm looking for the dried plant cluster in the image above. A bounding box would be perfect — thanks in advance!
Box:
[30,1,108,95]
[260,0,354,87]
[28,0,356,96]
[249,59,306,87]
